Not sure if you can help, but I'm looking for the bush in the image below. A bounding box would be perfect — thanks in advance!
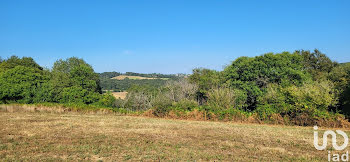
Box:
[0,66,49,104]
[256,81,338,121]
[282,80,337,112]
[98,92,116,107]
[207,87,247,111]
[113,98,125,108]
[257,84,291,114]
[59,86,100,104]
[163,79,198,102]
[171,99,198,112]
[151,93,173,116]
[254,105,277,120]
[328,63,350,116]
[124,92,152,111]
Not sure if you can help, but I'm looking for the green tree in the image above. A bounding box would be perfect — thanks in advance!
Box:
[188,68,221,104]
[99,92,116,107]
[0,55,43,73]
[297,49,337,80]
[59,86,100,104]
[328,63,350,115]
[207,87,247,111]
[50,57,102,103]
[0,66,49,103]
[222,52,310,109]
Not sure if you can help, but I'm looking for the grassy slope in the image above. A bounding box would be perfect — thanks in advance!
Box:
[112,75,169,80]
[0,111,348,161]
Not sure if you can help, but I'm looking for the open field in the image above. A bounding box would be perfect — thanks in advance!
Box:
[0,110,349,161]
[101,91,127,99]
[112,91,128,99]
[112,75,168,80]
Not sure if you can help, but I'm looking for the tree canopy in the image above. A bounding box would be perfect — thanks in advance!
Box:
[0,56,110,106]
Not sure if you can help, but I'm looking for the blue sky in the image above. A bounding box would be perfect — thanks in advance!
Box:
[1,0,350,74]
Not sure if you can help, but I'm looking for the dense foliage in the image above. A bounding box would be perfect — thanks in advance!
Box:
[1,50,350,126]
[99,71,121,79]
[116,50,350,126]
[0,56,114,107]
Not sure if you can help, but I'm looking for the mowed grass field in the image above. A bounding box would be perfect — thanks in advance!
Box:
[0,110,348,161]
[111,92,128,99]
[112,75,169,80]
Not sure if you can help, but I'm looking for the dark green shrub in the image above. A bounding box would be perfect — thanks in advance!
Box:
[0,66,49,104]
[59,86,100,104]
[98,93,116,107]
[254,105,277,120]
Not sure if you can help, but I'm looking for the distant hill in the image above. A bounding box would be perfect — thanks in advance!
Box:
[99,71,184,79]
[99,71,121,79]
[111,75,169,80]
[340,62,350,65]
[99,71,184,92]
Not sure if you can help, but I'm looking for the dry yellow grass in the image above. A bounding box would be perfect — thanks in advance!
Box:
[0,109,349,161]
[112,75,159,80]
[112,92,128,99]
[111,75,169,80]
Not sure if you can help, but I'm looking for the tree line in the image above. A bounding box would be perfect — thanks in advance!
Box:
[0,56,115,107]
[1,50,350,126]
[116,50,350,126]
